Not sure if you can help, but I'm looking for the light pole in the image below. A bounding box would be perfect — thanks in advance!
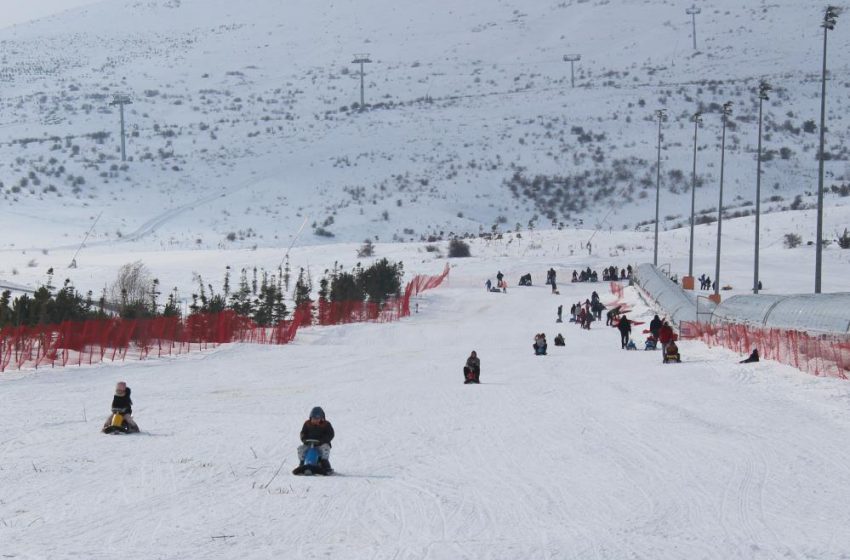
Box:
[687,111,702,282]
[563,54,581,88]
[815,6,838,294]
[653,108,666,267]
[714,102,733,300]
[754,81,771,294]
[109,93,132,162]
[686,6,701,51]
[351,53,372,109]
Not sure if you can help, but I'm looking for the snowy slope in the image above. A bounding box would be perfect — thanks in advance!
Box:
[3,255,850,559]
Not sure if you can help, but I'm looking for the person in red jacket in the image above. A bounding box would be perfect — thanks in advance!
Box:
[658,321,675,362]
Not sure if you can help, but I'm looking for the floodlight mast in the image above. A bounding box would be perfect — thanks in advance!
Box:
[686,6,701,51]
[815,6,838,294]
[109,94,132,162]
[688,111,702,278]
[714,102,733,298]
[653,109,666,266]
[754,81,771,294]
[351,54,372,108]
[563,54,581,88]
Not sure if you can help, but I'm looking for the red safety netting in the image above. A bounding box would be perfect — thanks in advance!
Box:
[0,264,450,372]
[679,321,850,380]
[609,281,625,301]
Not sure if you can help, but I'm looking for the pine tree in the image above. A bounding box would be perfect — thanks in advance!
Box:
[223,266,231,299]
[0,290,12,327]
[283,255,291,292]
[293,268,312,306]
[163,288,181,317]
[150,278,161,314]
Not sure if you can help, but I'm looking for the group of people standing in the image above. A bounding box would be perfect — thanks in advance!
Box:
[567,291,605,330]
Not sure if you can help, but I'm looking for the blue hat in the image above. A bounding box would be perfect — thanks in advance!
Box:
[309,406,325,420]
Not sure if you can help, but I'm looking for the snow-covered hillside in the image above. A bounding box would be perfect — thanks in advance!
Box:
[4,251,850,559]
[0,0,849,250]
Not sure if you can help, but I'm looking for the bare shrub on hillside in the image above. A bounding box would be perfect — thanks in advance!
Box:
[448,238,471,258]
[357,239,375,257]
[783,233,802,249]
[110,261,152,305]
[838,229,850,250]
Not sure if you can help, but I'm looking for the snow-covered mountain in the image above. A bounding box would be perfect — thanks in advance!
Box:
[1,0,848,252]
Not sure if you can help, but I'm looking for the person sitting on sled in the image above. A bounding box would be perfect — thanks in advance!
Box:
[102,381,140,433]
[296,407,335,472]
[663,341,681,363]
[740,348,759,363]
[533,333,548,355]
[554,333,565,346]
[463,350,481,383]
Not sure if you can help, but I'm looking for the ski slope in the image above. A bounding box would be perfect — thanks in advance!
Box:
[3,260,850,559]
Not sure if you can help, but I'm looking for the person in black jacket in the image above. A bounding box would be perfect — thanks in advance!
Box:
[649,315,662,339]
[296,406,335,472]
[463,351,481,384]
[740,349,760,363]
[617,315,632,349]
[101,381,139,433]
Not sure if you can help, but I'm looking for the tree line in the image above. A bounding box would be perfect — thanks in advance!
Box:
[0,258,405,329]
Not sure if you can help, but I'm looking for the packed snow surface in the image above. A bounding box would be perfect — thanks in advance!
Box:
[3,250,850,559]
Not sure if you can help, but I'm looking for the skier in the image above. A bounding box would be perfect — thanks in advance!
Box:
[463,351,481,384]
[294,407,335,474]
[102,381,140,433]
[617,314,632,349]
[556,304,563,323]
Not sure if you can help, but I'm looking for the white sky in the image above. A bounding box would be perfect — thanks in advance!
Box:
[0,0,103,29]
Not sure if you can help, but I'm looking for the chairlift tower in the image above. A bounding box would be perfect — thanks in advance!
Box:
[563,54,581,88]
[351,54,372,108]
[109,93,132,161]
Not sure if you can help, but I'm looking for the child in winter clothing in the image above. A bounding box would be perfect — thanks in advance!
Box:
[663,341,681,363]
[533,333,548,355]
[464,351,481,383]
[102,381,140,433]
[296,407,335,473]
[740,349,760,363]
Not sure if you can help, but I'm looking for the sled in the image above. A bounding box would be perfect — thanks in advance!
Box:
[102,408,139,434]
[293,439,333,476]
